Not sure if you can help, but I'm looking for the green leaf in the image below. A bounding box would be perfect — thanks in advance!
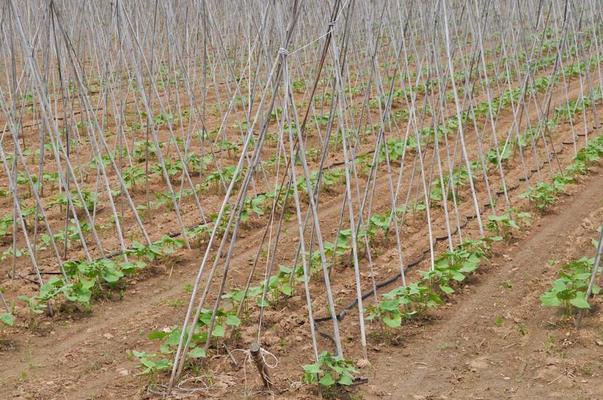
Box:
[280,283,293,297]
[131,350,147,358]
[148,330,168,340]
[122,261,146,274]
[540,291,561,307]
[225,314,241,327]
[440,284,455,295]
[452,271,466,281]
[569,293,590,309]
[212,324,225,337]
[319,372,335,386]
[188,347,207,359]
[101,265,124,283]
[303,362,322,374]
[383,313,401,328]
[140,358,157,369]
[338,373,353,386]
[256,297,269,308]
[80,278,96,290]
[379,299,399,312]
[0,312,14,326]
[152,359,172,371]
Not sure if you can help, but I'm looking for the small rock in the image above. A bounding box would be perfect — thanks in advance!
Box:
[103,333,114,339]
[117,368,129,376]
[468,357,488,370]
[356,358,371,368]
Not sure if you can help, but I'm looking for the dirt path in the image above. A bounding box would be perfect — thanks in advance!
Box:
[362,169,603,400]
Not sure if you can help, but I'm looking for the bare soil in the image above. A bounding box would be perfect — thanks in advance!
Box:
[362,170,603,400]
[0,169,600,400]
[1,65,603,399]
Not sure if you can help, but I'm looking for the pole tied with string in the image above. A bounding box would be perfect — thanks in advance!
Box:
[250,342,275,390]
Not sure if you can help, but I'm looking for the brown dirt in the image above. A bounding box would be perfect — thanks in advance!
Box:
[0,168,600,400]
[361,170,603,400]
[1,63,602,400]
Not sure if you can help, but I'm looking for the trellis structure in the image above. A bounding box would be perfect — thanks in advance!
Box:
[1,0,602,395]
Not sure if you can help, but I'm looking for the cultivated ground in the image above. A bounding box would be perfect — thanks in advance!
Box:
[2,2,603,400]
[364,169,603,400]
[1,168,601,400]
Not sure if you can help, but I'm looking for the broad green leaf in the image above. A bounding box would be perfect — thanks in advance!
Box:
[280,283,293,297]
[440,284,455,295]
[303,363,321,374]
[131,350,147,358]
[102,266,124,283]
[188,347,206,359]
[212,324,225,337]
[540,291,561,307]
[338,373,353,386]
[225,314,241,327]
[148,330,168,340]
[379,299,400,312]
[140,358,157,369]
[569,293,590,309]
[153,359,172,371]
[452,271,466,281]
[319,372,335,386]
[383,313,401,328]
[0,313,14,326]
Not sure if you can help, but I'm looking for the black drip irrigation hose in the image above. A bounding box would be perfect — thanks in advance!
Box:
[312,137,576,346]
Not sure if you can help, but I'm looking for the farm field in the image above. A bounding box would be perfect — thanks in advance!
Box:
[1,1,603,399]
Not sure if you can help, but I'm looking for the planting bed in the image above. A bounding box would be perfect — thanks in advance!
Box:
[1,1,603,399]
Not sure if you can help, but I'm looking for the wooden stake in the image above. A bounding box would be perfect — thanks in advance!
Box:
[250,342,272,390]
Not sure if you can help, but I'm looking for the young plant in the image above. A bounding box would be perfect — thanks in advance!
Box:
[136,308,241,373]
[131,351,172,374]
[520,182,561,212]
[19,257,147,314]
[133,140,163,161]
[421,244,484,296]
[0,215,13,239]
[303,351,357,387]
[263,265,295,304]
[367,283,442,328]
[122,166,146,189]
[540,257,600,314]
[0,292,14,326]
[487,209,531,240]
